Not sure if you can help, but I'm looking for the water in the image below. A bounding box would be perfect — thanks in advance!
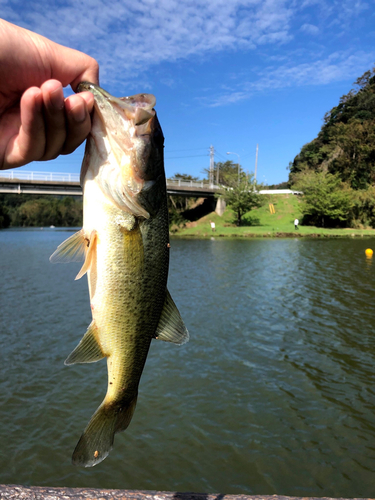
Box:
[0,230,374,497]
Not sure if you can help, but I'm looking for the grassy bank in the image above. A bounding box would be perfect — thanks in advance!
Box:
[172,194,375,238]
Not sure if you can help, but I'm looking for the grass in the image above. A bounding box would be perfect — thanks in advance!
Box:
[172,194,375,238]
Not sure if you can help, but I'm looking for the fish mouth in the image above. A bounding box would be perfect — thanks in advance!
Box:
[77,82,156,127]
[76,82,163,218]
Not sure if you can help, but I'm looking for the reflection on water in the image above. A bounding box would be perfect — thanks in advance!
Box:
[366,254,373,272]
[0,231,374,496]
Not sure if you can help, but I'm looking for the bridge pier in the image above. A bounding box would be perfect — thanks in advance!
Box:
[215,196,226,216]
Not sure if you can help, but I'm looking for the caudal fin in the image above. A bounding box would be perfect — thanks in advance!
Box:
[72,394,138,467]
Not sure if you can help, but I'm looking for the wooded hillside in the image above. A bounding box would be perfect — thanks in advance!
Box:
[290,68,375,188]
[0,194,83,229]
[289,67,375,227]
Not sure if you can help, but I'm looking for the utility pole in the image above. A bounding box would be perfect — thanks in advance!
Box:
[209,145,215,187]
[254,144,259,181]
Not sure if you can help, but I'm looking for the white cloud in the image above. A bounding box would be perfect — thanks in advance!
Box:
[208,50,375,106]
[2,0,296,80]
[1,0,372,94]
[300,23,319,35]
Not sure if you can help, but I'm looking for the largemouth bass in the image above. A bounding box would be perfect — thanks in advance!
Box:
[50,83,189,467]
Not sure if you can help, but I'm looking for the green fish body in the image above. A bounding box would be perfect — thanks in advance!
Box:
[51,83,188,467]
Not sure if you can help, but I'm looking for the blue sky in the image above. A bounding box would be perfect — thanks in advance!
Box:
[2,0,375,185]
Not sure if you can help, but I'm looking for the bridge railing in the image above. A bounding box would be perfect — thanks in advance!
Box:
[167,179,219,190]
[0,170,80,182]
[0,171,219,189]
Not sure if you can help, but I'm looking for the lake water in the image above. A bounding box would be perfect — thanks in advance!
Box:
[0,229,374,497]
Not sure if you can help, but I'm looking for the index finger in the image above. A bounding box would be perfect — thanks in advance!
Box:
[41,37,99,90]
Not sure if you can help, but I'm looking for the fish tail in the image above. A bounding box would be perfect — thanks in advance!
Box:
[72,394,138,467]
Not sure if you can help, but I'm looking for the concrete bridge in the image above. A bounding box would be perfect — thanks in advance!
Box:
[0,170,219,197]
[0,170,300,199]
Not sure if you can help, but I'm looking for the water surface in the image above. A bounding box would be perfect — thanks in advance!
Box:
[0,230,374,497]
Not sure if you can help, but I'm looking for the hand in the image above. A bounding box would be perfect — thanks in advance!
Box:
[0,19,99,170]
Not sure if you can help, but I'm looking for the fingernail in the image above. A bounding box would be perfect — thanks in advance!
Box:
[50,88,64,110]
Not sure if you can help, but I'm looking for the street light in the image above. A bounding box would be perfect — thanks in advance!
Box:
[227,152,241,185]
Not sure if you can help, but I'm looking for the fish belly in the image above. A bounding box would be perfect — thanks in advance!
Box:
[71,178,169,467]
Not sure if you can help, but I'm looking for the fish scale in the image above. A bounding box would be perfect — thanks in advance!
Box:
[50,83,189,467]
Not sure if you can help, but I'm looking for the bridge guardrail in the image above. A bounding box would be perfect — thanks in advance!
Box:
[0,170,80,182]
[0,172,301,195]
[0,171,219,189]
[167,179,219,189]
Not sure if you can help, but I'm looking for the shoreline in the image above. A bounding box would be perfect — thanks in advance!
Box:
[171,230,375,239]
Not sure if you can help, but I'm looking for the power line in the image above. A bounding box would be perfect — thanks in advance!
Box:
[215,150,229,162]
[165,148,208,152]
[165,154,208,159]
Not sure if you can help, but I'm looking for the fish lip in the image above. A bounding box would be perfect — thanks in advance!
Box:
[77,82,114,102]
[76,82,156,112]
[76,81,97,93]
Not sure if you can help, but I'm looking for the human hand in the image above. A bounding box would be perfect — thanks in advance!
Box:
[0,19,99,170]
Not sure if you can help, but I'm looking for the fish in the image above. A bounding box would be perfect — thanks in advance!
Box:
[50,82,189,467]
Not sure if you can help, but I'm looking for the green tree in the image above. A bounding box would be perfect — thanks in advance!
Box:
[0,194,83,227]
[218,173,264,226]
[173,173,200,181]
[168,173,200,227]
[349,187,375,228]
[0,204,10,228]
[204,160,244,186]
[293,171,353,227]
[289,66,375,190]
[328,119,375,189]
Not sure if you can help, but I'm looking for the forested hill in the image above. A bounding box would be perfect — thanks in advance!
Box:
[289,67,375,190]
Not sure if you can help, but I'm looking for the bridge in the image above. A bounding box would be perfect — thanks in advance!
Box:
[0,170,219,197]
[0,170,300,197]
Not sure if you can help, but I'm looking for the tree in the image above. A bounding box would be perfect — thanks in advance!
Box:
[0,194,83,227]
[173,173,200,181]
[293,171,353,227]
[0,204,10,228]
[168,173,200,226]
[349,187,375,228]
[218,172,264,226]
[328,119,375,189]
[204,160,245,186]
[289,66,375,190]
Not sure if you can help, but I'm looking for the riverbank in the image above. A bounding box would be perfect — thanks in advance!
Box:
[171,194,375,238]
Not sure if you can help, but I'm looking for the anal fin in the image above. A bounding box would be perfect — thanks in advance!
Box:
[154,289,189,345]
[65,321,105,365]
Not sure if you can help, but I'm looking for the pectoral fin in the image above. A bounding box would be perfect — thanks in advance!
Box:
[154,290,189,345]
[65,321,105,365]
[49,229,97,279]
[49,229,87,263]
[75,230,97,280]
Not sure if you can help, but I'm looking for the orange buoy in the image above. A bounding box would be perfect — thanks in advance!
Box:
[365,248,373,257]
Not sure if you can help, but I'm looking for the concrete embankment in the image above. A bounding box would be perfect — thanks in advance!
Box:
[0,485,373,500]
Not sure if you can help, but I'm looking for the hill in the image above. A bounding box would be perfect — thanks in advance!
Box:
[289,67,375,190]
[172,194,375,238]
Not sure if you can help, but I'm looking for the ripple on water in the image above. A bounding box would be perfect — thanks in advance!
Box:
[0,232,374,496]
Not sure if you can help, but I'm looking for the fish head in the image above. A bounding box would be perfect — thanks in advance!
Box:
[77,82,164,218]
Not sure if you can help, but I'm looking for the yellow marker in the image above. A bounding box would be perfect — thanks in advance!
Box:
[365,248,373,257]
